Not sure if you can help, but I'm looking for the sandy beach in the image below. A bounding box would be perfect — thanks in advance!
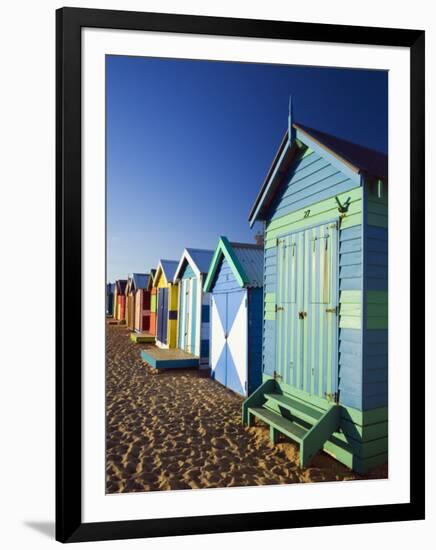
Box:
[106,323,387,493]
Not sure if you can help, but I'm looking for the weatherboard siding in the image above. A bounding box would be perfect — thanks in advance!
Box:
[177,262,211,362]
[181,263,196,280]
[265,186,362,249]
[200,292,210,363]
[166,284,178,348]
[268,149,358,221]
[155,269,179,349]
[261,158,387,416]
[212,256,242,294]
[361,183,388,409]
[247,287,263,394]
[208,244,263,395]
[190,278,197,354]
[263,183,364,404]
[252,124,388,471]
[261,373,387,472]
[366,226,388,291]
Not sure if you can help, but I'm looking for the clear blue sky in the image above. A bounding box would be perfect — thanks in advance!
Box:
[106,55,387,283]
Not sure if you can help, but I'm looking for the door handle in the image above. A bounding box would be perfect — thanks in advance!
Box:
[298,311,307,319]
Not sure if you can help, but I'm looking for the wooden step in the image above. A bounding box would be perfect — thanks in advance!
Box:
[248,407,308,444]
[264,393,323,425]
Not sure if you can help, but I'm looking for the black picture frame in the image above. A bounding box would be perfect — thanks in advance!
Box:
[56,7,425,543]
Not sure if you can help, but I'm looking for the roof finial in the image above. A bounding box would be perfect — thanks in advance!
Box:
[288,95,296,144]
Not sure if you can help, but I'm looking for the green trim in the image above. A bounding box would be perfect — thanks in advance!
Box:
[367,213,388,228]
[366,290,388,329]
[242,378,277,424]
[329,432,388,459]
[264,292,276,303]
[340,290,362,304]
[249,377,388,473]
[301,405,340,467]
[367,290,388,304]
[367,201,388,216]
[262,373,388,425]
[366,182,388,228]
[367,317,388,329]
[339,290,362,329]
[340,404,388,426]
[339,418,388,443]
[267,186,361,232]
[367,303,388,316]
[301,146,314,159]
[265,187,362,248]
[339,315,362,330]
[340,303,362,316]
[263,373,331,411]
[203,236,250,292]
[323,441,387,474]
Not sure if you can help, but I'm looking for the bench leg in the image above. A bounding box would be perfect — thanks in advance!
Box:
[270,426,279,444]
[247,411,254,428]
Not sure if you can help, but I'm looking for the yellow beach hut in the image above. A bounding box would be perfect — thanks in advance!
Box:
[153,260,179,349]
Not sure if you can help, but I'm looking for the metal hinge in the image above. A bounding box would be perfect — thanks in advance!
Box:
[325,306,338,315]
[275,304,284,312]
[325,392,339,403]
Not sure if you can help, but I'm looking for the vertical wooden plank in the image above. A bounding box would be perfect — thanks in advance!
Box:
[276,238,283,382]
[284,235,289,385]
[310,226,317,396]
[296,230,304,390]
[302,228,309,393]
[191,277,197,354]
[289,234,296,388]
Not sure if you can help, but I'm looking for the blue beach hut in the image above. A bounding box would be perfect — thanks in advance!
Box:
[173,248,214,367]
[242,101,388,473]
[106,282,115,316]
[204,238,264,396]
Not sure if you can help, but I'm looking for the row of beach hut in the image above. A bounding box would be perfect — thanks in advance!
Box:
[107,103,388,474]
[107,239,264,396]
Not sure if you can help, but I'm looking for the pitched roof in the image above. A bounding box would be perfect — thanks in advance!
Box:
[154,260,178,286]
[147,269,156,290]
[131,273,149,291]
[115,279,127,294]
[249,122,387,226]
[203,237,263,292]
[231,242,264,287]
[295,123,388,180]
[174,248,214,281]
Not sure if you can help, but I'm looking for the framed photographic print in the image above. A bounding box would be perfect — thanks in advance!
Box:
[56,7,425,543]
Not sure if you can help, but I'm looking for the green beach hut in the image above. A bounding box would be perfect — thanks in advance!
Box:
[242,101,388,473]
